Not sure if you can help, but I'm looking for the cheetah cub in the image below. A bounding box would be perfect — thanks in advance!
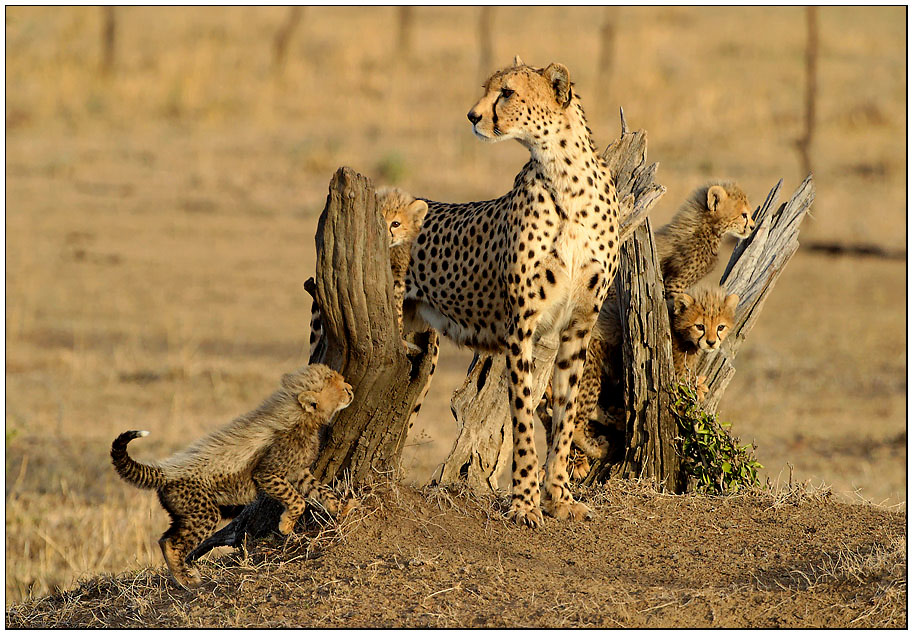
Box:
[307,186,428,357]
[669,285,739,401]
[377,186,429,351]
[655,181,754,294]
[111,364,353,589]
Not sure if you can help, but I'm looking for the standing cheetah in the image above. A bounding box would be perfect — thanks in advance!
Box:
[404,57,620,526]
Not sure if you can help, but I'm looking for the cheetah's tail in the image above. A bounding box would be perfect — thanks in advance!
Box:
[111,431,166,490]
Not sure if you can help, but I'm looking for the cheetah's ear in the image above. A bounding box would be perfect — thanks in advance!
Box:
[672,293,694,315]
[297,391,319,414]
[513,54,524,67]
[707,185,728,212]
[406,199,428,223]
[543,63,572,108]
[723,293,740,312]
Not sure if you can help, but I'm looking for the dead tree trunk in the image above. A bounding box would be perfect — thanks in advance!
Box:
[696,176,815,412]
[188,167,437,560]
[438,110,665,490]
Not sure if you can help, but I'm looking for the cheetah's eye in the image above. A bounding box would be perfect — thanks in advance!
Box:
[501,88,515,98]
[390,221,401,228]
[717,324,726,333]
[694,324,705,333]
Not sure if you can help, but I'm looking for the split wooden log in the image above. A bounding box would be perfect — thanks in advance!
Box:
[437,110,666,490]
[188,167,438,561]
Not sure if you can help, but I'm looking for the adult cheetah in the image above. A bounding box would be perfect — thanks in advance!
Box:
[404,57,620,526]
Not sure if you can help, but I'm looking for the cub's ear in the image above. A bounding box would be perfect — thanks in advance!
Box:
[406,199,428,222]
[707,185,728,212]
[513,54,524,67]
[672,292,694,315]
[297,391,319,414]
[542,63,571,108]
[724,293,740,312]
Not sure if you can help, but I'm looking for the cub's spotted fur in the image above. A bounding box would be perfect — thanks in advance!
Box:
[655,181,754,294]
[111,364,353,588]
[378,186,429,350]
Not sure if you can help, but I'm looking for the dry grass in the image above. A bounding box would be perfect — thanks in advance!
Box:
[5,6,905,606]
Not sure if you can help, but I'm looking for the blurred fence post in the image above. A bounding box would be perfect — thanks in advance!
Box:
[99,6,116,76]
[396,7,414,59]
[478,7,494,78]
[273,6,304,73]
[797,7,818,185]
[595,6,619,120]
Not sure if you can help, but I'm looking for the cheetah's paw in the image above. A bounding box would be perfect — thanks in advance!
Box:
[506,501,544,528]
[278,511,298,535]
[569,455,591,482]
[543,498,594,521]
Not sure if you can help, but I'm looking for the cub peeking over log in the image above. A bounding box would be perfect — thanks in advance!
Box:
[111,364,353,588]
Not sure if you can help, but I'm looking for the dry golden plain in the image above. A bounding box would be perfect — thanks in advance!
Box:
[5,6,905,608]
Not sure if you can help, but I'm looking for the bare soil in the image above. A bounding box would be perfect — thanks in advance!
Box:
[7,482,905,628]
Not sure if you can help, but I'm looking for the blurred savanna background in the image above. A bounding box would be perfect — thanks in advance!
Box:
[5,6,906,604]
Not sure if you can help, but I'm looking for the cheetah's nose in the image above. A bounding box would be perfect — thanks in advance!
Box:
[467,110,482,125]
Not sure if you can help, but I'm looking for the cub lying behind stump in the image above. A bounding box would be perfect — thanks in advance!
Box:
[111,363,354,589]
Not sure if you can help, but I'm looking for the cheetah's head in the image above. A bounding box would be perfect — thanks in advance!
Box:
[282,364,354,420]
[376,186,429,248]
[705,183,755,239]
[670,287,739,353]
[467,55,574,148]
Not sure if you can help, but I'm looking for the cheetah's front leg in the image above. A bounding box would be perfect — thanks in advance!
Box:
[505,320,544,528]
[542,317,598,521]
[253,469,309,535]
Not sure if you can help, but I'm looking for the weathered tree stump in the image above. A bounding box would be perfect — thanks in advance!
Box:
[188,167,437,561]
[438,111,666,490]
[590,218,681,491]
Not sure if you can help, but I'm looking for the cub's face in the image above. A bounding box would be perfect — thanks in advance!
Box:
[293,368,354,419]
[466,59,573,146]
[707,184,754,238]
[320,373,354,416]
[671,291,739,352]
[383,199,428,247]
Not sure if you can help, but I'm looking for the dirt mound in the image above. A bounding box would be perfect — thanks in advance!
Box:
[6,482,905,628]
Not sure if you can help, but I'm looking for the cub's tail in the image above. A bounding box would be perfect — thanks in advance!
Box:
[111,431,166,490]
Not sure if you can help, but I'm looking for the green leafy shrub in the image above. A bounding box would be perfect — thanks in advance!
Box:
[672,383,763,494]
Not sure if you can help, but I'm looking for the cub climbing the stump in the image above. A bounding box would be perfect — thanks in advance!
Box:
[111,364,353,588]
